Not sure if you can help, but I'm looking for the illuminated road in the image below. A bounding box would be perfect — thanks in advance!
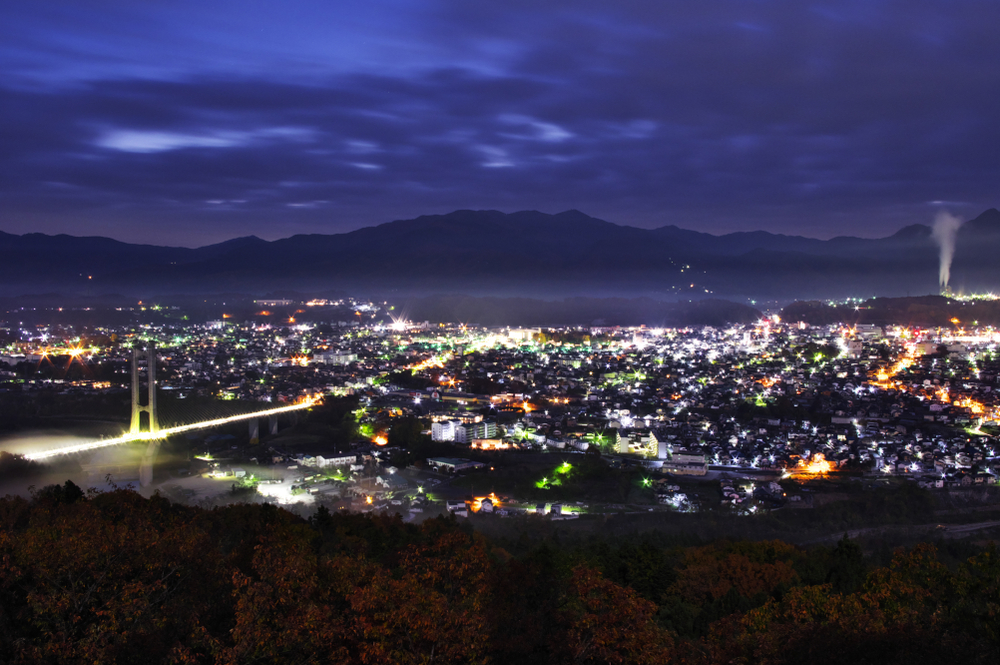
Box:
[23,397,320,461]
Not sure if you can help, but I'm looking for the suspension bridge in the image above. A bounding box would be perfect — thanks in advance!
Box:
[23,342,321,462]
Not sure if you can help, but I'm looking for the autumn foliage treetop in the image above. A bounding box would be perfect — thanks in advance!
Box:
[0,485,997,665]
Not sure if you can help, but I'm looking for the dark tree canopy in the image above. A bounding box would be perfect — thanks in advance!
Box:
[0,488,996,664]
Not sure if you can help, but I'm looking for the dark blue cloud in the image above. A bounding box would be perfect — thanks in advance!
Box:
[1,1,999,245]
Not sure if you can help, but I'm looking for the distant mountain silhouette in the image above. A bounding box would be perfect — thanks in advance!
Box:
[960,207,1000,235]
[2,208,999,299]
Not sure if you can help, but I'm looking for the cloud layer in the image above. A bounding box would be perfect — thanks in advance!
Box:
[1,1,999,245]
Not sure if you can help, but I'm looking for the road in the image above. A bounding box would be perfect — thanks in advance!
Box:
[23,397,320,460]
[801,519,1000,546]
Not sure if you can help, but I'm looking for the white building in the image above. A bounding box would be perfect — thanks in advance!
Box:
[294,452,356,469]
[453,421,497,443]
[432,420,457,442]
[508,328,541,342]
[314,351,358,365]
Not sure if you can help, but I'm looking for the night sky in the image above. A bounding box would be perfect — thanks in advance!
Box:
[3,1,999,246]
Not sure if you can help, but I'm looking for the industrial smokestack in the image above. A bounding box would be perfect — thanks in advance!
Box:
[931,210,962,294]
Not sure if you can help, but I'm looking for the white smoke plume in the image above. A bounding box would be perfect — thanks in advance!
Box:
[931,210,963,292]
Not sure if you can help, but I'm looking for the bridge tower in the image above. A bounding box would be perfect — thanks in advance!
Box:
[130,342,158,436]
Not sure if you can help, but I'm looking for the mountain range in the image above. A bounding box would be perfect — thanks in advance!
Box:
[3,208,1000,299]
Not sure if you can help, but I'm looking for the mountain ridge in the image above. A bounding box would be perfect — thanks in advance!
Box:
[2,208,999,300]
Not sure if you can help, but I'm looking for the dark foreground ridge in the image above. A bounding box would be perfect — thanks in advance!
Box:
[1,486,998,664]
[4,208,1000,299]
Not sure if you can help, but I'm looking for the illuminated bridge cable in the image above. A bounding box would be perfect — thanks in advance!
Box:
[23,397,320,461]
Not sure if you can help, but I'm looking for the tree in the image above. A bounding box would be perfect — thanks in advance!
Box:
[0,451,44,481]
[222,537,352,665]
[345,531,491,664]
[31,479,85,504]
[0,490,220,663]
[553,566,674,665]
[827,535,866,594]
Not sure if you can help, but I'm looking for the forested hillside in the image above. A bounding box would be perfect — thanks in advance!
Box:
[0,485,997,664]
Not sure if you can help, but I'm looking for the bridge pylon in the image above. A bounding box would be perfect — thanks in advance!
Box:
[130,342,158,436]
